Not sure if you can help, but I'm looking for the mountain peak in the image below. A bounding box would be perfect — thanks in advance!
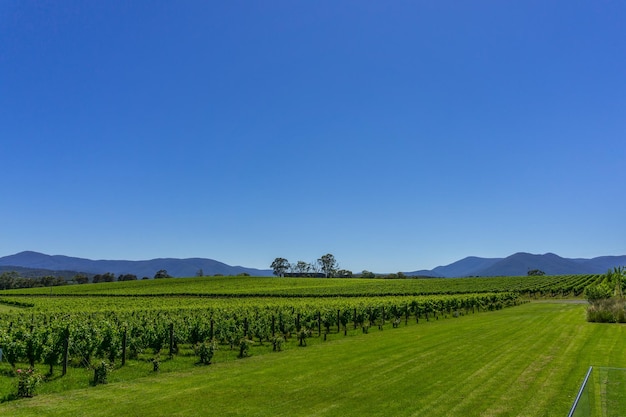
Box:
[408,253,626,277]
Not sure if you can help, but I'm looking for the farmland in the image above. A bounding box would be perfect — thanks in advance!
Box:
[0,273,601,297]
[0,274,622,416]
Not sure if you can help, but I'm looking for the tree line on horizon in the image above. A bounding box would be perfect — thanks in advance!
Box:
[271,254,345,278]
[270,254,410,279]
[0,271,67,290]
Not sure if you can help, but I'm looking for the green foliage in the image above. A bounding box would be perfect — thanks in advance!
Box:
[92,273,115,283]
[270,335,284,352]
[117,274,138,282]
[0,271,66,290]
[153,270,171,279]
[585,282,613,302]
[73,274,89,284]
[270,258,290,277]
[292,261,311,276]
[2,303,618,417]
[237,338,253,358]
[0,273,592,405]
[318,254,338,278]
[337,269,353,278]
[15,368,43,398]
[585,267,626,323]
[194,340,217,365]
[1,273,603,298]
[151,354,160,372]
[606,266,626,298]
[297,328,310,346]
[92,361,111,385]
[586,298,626,323]
[41,324,66,375]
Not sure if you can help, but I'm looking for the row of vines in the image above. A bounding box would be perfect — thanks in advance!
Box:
[0,274,603,298]
[0,293,519,376]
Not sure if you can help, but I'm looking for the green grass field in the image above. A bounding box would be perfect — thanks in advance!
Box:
[1,301,624,417]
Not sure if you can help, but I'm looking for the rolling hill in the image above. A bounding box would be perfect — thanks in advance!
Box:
[406,252,626,277]
[1,251,624,279]
[0,251,273,278]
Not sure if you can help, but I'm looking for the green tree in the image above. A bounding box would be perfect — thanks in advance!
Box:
[585,282,612,303]
[93,272,115,283]
[361,270,376,278]
[270,258,290,277]
[118,274,138,281]
[154,270,172,279]
[337,269,353,278]
[73,274,89,284]
[293,261,311,276]
[0,271,20,290]
[318,254,338,278]
[606,266,626,298]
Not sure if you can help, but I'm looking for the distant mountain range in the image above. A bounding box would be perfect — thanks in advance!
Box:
[0,251,624,280]
[0,251,273,278]
[406,252,626,277]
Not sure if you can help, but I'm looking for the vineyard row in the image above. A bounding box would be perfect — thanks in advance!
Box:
[0,292,519,373]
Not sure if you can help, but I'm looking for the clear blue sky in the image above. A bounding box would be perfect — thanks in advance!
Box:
[1,1,624,273]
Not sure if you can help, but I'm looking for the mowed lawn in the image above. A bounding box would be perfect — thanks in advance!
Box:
[2,301,624,417]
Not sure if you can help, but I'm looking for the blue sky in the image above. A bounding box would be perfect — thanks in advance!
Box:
[1,1,624,273]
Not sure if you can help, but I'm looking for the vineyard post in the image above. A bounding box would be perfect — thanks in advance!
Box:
[244,317,249,338]
[296,313,300,331]
[62,326,70,376]
[210,319,214,340]
[168,323,174,358]
[381,306,385,327]
[271,315,275,338]
[354,308,357,329]
[121,328,127,367]
[337,309,340,333]
[405,304,409,325]
[317,312,321,337]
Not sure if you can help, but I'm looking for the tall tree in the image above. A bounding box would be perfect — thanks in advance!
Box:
[118,274,138,281]
[154,270,171,279]
[270,258,290,277]
[293,261,311,276]
[318,253,338,278]
[73,273,89,284]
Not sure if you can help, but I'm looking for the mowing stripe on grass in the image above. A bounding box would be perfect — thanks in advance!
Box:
[1,302,624,417]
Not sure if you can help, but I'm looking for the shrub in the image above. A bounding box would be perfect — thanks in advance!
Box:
[585,283,613,303]
[16,368,43,398]
[586,298,626,323]
[93,361,111,385]
[238,338,253,358]
[297,328,310,346]
[152,354,160,372]
[271,335,285,352]
[195,340,217,365]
